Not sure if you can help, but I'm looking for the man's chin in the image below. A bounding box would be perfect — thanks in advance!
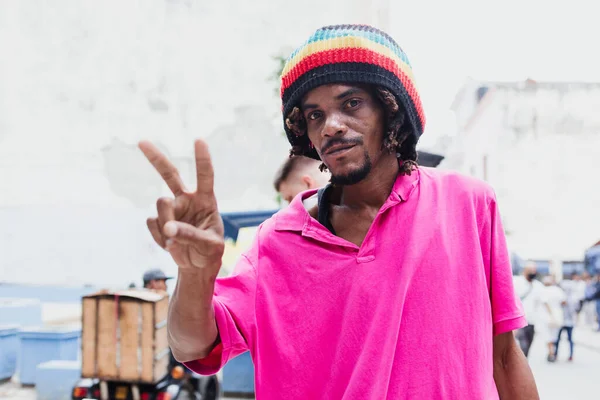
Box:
[330,166,371,186]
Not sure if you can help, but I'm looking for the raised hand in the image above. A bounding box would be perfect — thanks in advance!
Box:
[139,140,225,275]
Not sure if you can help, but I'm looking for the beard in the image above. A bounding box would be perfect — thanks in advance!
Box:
[330,151,372,186]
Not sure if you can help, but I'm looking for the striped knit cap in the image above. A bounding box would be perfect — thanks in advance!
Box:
[280,24,426,160]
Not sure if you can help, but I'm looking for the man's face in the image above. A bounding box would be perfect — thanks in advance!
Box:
[301,84,386,186]
[148,279,167,292]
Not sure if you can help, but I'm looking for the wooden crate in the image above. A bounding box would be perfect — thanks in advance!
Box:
[81,289,170,383]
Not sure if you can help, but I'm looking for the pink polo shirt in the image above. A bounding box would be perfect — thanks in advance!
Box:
[185,167,526,399]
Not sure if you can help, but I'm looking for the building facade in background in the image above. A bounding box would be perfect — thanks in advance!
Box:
[0,0,391,286]
[438,78,600,277]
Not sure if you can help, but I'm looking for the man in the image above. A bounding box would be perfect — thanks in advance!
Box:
[142,268,172,292]
[139,24,539,399]
[273,155,330,204]
[513,262,545,357]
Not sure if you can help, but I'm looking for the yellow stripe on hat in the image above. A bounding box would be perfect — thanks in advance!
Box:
[281,35,415,84]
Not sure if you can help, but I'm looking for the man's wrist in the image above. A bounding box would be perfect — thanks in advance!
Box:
[177,266,218,285]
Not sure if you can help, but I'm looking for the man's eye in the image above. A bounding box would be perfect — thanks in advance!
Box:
[308,111,322,121]
[346,99,361,108]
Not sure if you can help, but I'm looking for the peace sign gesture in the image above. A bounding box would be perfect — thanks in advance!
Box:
[139,140,225,274]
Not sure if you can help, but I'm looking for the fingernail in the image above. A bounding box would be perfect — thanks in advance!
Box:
[166,239,174,248]
[164,222,177,237]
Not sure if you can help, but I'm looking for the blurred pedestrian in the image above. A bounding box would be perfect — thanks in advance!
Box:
[513,262,545,357]
[273,155,330,204]
[143,268,172,292]
[541,276,566,362]
[580,273,596,326]
[590,275,600,331]
[555,274,579,361]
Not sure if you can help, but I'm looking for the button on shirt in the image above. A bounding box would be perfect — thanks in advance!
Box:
[185,167,526,400]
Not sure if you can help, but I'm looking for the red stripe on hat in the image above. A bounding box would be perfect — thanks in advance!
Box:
[281,48,425,125]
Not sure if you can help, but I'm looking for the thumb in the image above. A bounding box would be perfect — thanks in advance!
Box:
[164,221,224,254]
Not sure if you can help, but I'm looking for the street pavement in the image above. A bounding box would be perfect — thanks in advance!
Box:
[528,326,600,399]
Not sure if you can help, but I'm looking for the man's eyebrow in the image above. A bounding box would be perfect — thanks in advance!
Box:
[301,87,365,110]
[335,87,363,100]
[301,102,319,111]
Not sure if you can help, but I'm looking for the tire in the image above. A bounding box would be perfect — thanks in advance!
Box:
[203,377,219,400]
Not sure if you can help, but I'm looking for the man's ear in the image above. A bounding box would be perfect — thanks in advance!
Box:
[302,175,315,189]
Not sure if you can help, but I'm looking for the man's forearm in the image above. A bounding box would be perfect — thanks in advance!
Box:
[167,268,220,363]
[493,334,539,399]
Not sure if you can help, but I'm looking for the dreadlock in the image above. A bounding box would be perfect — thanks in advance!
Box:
[285,87,418,176]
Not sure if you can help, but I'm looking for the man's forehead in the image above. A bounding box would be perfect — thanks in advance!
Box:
[301,83,370,106]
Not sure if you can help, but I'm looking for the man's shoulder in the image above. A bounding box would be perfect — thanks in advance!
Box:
[418,167,497,204]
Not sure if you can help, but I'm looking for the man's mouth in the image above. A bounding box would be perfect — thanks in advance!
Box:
[325,143,356,155]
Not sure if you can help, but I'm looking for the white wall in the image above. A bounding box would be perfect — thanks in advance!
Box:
[441,82,600,261]
[0,0,388,286]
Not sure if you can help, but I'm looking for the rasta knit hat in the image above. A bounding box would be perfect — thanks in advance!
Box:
[280,24,426,160]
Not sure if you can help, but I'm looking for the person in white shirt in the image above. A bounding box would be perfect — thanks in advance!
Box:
[540,276,566,362]
[513,263,545,357]
[555,274,580,361]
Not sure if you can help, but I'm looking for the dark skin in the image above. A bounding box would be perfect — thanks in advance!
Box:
[301,84,400,247]
[301,83,539,399]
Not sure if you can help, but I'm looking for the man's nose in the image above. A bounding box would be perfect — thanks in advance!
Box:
[322,112,347,137]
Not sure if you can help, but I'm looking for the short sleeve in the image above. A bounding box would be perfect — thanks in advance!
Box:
[481,193,527,336]
[184,238,258,375]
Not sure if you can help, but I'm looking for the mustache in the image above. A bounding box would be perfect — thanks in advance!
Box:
[321,137,363,154]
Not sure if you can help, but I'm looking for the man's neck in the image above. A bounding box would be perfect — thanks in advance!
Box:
[333,154,400,210]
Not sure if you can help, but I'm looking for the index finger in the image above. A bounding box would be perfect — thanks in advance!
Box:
[138,140,187,196]
[194,139,215,197]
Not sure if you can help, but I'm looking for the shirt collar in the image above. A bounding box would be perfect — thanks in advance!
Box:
[392,166,420,202]
[274,167,420,234]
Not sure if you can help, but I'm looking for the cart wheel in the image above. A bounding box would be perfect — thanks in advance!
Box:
[204,378,219,400]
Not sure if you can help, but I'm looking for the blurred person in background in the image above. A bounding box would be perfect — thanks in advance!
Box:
[596,275,600,331]
[143,268,172,292]
[573,273,587,301]
[541,276,566,362]
[273,155,330,204]
[555,274,579,361]
[580,273,596,326]
[581,274,600,331]
[143,269,194,376]
[513,262,545,357]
